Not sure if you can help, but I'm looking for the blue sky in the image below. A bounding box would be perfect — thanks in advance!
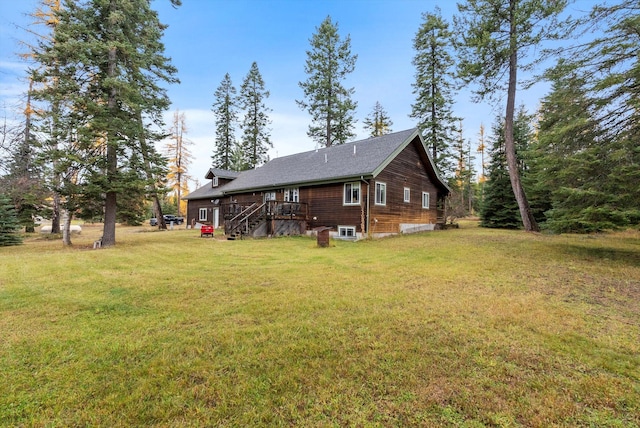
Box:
[1,0,598,190]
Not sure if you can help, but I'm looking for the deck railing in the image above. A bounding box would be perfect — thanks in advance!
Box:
[222,201,309,237]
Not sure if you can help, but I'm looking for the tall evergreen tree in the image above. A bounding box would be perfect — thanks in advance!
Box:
[455,0,569,232]
[212,73,238,170]
[480,118,521,229]
[529,61,624,232]
[582,0,640,227]
[1,108,45,234]
[238,62,272,169]
[411,8,457,178]
[363,101,393,137]
[525,1,640,233]
[297,16,358,147]
[481,108,534,228]
[30,0,178,247]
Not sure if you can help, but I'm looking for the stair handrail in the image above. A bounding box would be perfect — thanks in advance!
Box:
[228,203,257,224]
[229,202,266,236]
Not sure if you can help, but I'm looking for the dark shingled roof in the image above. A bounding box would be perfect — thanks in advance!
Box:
[222,128,424,192]
[182,168,239,201]
[184,128,449,199]
[182,182,226,201]
[205,168,240,180]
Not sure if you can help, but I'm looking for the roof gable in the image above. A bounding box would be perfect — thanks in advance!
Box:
[205,168,240,180]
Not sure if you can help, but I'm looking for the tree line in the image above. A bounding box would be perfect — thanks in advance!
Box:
[1,0,638,247]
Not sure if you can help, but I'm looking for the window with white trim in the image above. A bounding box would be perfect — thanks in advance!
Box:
[422,192,430,209]
[404,187,411,203]
[199,208,207,221]
[284,187,299,202]
[264,192,276,202]
[375,182,386,205]
[338,226,356,238]
[343,182,361,205]
[212,177,219,187]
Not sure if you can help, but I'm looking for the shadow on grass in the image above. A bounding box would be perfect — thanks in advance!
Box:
[551,244,640,268]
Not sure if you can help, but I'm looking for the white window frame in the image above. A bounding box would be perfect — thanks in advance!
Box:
[284,187,299,203]
[422,192,430,209]
[199,207,207,221]
[338,225,356,239]
[212,177,219,187]
[375,182,387,206]
[264,192,276,202]
[343,182,361,206]
[404,187,411,203]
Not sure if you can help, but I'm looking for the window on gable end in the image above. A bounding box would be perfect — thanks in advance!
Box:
[375,182,386,205]
[422,192,430,209]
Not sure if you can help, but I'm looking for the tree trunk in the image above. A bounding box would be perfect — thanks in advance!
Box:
[506,0,539,232]
[50,96,61,234]
[101,44,118,247]
[62,208,72,246]
[431,34,437,160]
[51,188,61,234]
[326,101,332,147]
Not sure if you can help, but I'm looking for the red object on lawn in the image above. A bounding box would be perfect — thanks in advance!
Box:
[200,225,214,237]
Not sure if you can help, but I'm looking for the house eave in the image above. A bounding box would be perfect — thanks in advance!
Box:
[221,173,375,196]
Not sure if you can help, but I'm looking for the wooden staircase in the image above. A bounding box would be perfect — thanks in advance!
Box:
[226,203,266,240]
[227,214,266,240]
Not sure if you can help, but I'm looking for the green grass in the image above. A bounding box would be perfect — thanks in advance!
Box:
[1,222,639,427]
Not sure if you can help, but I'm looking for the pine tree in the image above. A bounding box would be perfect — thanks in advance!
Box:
[411,7,457,179]
[582,1,640,228]
[30,0,178,247]
[363,101,393,137]
[212,73,238,170]
[455,0,569,232]
[480,118,521,229]
[481,108,534,228]
[238,62,272,169]
[297,16,358,147]
[0,195,23,246]
[1,113,45,234]
[528,61,618,232]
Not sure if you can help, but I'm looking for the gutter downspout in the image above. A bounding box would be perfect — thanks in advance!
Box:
[360,176,370,238]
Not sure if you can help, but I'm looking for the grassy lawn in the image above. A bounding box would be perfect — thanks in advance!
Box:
[1,222,639,427]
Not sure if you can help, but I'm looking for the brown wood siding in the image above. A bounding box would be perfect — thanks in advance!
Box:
[188,136,445,235]
[302,184,365,232]
[369,139,440,233]
[186,199,214,226]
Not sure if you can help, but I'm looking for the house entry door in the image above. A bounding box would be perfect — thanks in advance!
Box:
[213,208,219,228]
